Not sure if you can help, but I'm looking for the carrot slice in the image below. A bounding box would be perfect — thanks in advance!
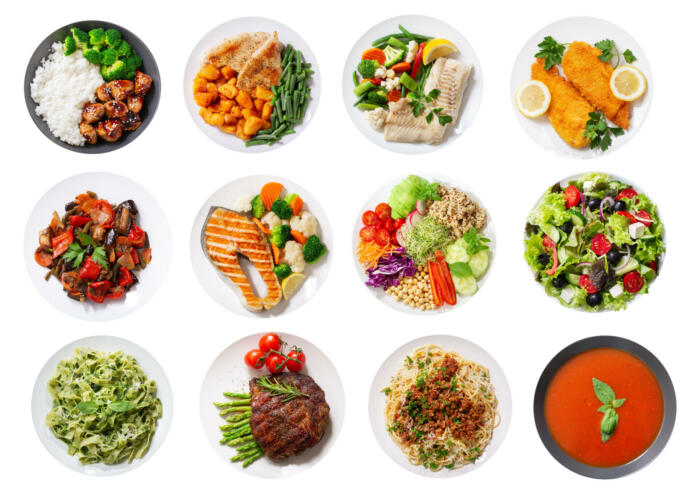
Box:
[387,90,401,102]
[271,244,281,264]
[361,48,386,65]
[390,62,411,73]
[290,196,303,216]
[252,217,270,235]
[290,230,306,244]
[34,248,53,267]
[260,182,284,210]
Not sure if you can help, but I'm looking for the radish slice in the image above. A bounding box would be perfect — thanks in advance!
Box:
[396,229,405,247]
[416,200,427,215]
[407,210,423,227]
[599,196,615,222]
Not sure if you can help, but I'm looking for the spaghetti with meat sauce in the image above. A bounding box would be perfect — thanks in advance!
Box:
[383,345,499,470]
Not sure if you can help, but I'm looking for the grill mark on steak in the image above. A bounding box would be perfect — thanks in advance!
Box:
[249,373,330,460]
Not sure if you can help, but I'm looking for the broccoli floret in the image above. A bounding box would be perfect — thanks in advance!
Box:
[251,195,266,218]
[366,87,388,105]
[303,235,326,263]
[64,35,76,56]
[124,53,143,72]
[270,225,292,248]
[357,59,379,79]
[116,40,132,57]
[125,71,136,80]
[273,263,292,280]
[82,48,103,65]
[105,28,122,48]
[88,28,106,47]
[271,199,293,220]
[101,48,118,66]
[100,60,127,82]
[71,27,89,49]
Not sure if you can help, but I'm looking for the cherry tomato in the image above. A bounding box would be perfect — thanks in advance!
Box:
[623,271,644,293]
[265,353,287,374]
[564,185,581,209]
[375,228,390,247]
[616,210,637,224]
[362,210,379,226]
[258,333,282,354]
[285,349,306,372]
[393,218,405,230]
[579,274,599,294]
[390,231,400,246]
[649,260,658,273]
[617,189,638,201]
[635,210,652,226]
[244,349,265,369]
[383,217,396,232]
[359,226,376,242]
[375,203,391,222]
[590,234,613,256]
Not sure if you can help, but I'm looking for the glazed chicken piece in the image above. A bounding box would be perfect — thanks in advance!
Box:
[82,103,105,123]
[106,80,134,101]
[104,101,128,119]
[134,71,152,96]
[121,112,141,131]
[127,95,143,113]
[97,119,123,142]
[80,122,98,144]
[96,83,111,102]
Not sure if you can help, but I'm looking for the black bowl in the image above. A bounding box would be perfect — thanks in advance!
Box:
[533,335,676,479]
[24,20,160,154]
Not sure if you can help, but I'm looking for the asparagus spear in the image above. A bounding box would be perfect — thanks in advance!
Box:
[220,406,251,416]
[223,392,250,399]
[214,399,251,408]
[231,447,262,462]
[242,450,264,468]
[226,411,251,422]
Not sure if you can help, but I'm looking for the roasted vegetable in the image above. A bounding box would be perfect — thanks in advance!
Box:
[273,263,292,280]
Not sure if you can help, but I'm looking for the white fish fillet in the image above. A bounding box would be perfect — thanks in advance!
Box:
[384,57,472,145]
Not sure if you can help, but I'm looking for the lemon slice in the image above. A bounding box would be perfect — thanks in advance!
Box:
[515,80,551,118]
[282,273,306,300]
[422,39,458,65]
[610,65,646,101]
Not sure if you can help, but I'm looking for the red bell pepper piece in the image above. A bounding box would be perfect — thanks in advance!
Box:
[130,247,140,265]
[542,235,559,276]
[410,42,425,79]
[427,260,443,307]
[434,251,457,306]
[128,225,147,248]
[83,199,114,227]
[106,285,125,300]
[79,257,102,281]
[51,227,74,258]
[69,215,91,227]
[118,266,133,287]
[86,281,111,303]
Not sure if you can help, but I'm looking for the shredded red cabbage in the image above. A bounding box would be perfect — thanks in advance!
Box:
[365,248,416,289]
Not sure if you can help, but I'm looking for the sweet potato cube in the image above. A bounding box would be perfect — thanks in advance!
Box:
[230,106,243,118]
[219,99,233,112]
[243,116,265,136]
[255,86,274,101]
[262,101,273,120]
[192,77,207,93]
[194,92,215,107]
[241,108,258,120]
[220,124,237,134]
[218,83,238,99]
[200,64,221,81]
[235,90,253,109]
[254,98,264,112]
[220,66,235,79]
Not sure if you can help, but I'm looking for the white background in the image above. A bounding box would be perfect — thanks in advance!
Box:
[1,0,692,489]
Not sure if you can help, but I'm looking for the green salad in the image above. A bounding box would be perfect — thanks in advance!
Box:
[45,348,162,465]
[524,173,664,311]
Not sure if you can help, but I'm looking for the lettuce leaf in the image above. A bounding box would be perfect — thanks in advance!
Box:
[605,214,632,245]
[527,191,571,226]
[524,234,546,270]
[388,175,440,219]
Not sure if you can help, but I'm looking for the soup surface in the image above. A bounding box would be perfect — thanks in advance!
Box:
[544,347,663,468]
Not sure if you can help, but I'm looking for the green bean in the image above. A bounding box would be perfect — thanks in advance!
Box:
[293,92,299,119]
[278,128,295,137]
[371,33,431,46]
[245,139,273,147]
[295,50,302,74]
[302,62,312,69]
[304,69,315,75]
[401,85,406,98]
[249,134,280,142]
[353,71,359,87]
[281,44,294,66]
[353,92,368,106]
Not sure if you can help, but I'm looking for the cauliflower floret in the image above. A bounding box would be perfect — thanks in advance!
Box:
[290,211,319,238]
[261,211,281,230]
[386,69,395,79]
[364,107,388,131]
[283,241,306,273]
[374,66,387,79]
[381,77,401,92]
[232,193,254,213]
[405,40,418,63]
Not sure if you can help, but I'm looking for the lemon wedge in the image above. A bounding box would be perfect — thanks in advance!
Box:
[422,39,458,65]
[515,80,551,118]
[282,273,306,300]
[610,65,646,101]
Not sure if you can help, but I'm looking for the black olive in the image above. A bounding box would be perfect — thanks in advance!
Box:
[607,250,622,265]
[552,276,568,288]
[588,198,602,211]
[537,253,550,267]
[586,292,603,306]
[613,200,627,212]
[629,243,637,254]
[559,220,574,234]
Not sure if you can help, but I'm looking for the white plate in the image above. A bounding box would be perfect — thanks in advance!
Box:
[352,173,495,315]
[199,332,345,478]
[31,335,173,476]
[342,15,483,154]
[368,335,512,477]
[523,172,666,312]
[190,175,332,318]
[510,16,653,159]
[23,172,172,321]
[183,17,321,153]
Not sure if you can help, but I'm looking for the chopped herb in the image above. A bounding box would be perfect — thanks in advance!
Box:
[583,111,624,151]
[535,36,567,70]
[623,49,637,64]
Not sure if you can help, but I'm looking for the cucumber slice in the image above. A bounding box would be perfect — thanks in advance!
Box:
[569,210,586,226]
[640,263,657,282]
[540,224,561,243]
[558,247,569,265]
[615,258,639,277]
[565,228,578,247]
[469,251,489,279]
[568,273,581,285]
[453,276,478,296]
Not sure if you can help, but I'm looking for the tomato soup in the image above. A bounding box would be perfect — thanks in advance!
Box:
[544,347,663,468]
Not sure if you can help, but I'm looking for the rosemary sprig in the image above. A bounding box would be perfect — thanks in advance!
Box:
[256,376,308,402]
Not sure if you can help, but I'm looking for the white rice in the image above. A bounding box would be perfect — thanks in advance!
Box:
[30,42,104,146]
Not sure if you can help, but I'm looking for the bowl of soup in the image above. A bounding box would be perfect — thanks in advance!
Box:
[534,336,676,479]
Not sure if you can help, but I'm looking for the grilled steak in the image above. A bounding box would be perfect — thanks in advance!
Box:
[249,373,330,460]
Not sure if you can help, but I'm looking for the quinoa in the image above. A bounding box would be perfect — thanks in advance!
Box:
[427,185,487,239]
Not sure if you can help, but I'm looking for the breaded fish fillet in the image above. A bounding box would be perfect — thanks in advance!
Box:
[531,58,594,148]
[561,41,630,130]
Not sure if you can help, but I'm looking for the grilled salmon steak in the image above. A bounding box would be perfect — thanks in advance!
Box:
[202,207,281,311]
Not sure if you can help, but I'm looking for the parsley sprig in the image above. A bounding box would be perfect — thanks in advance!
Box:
[594,39,637,68]
[535,36,567,70]
[583,112,624,151]
[407,89,453,126]
[62,230,109,269]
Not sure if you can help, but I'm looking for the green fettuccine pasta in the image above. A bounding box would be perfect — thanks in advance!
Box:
[45,348,162,465]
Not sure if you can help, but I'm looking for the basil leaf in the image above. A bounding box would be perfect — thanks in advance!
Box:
[108,401,135,413]
[612,398,626,408]
[77,401,98,414]
[600,408,618,442]
[597,404,612,413]
[449,262,473,278]
[592,377,615,405]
